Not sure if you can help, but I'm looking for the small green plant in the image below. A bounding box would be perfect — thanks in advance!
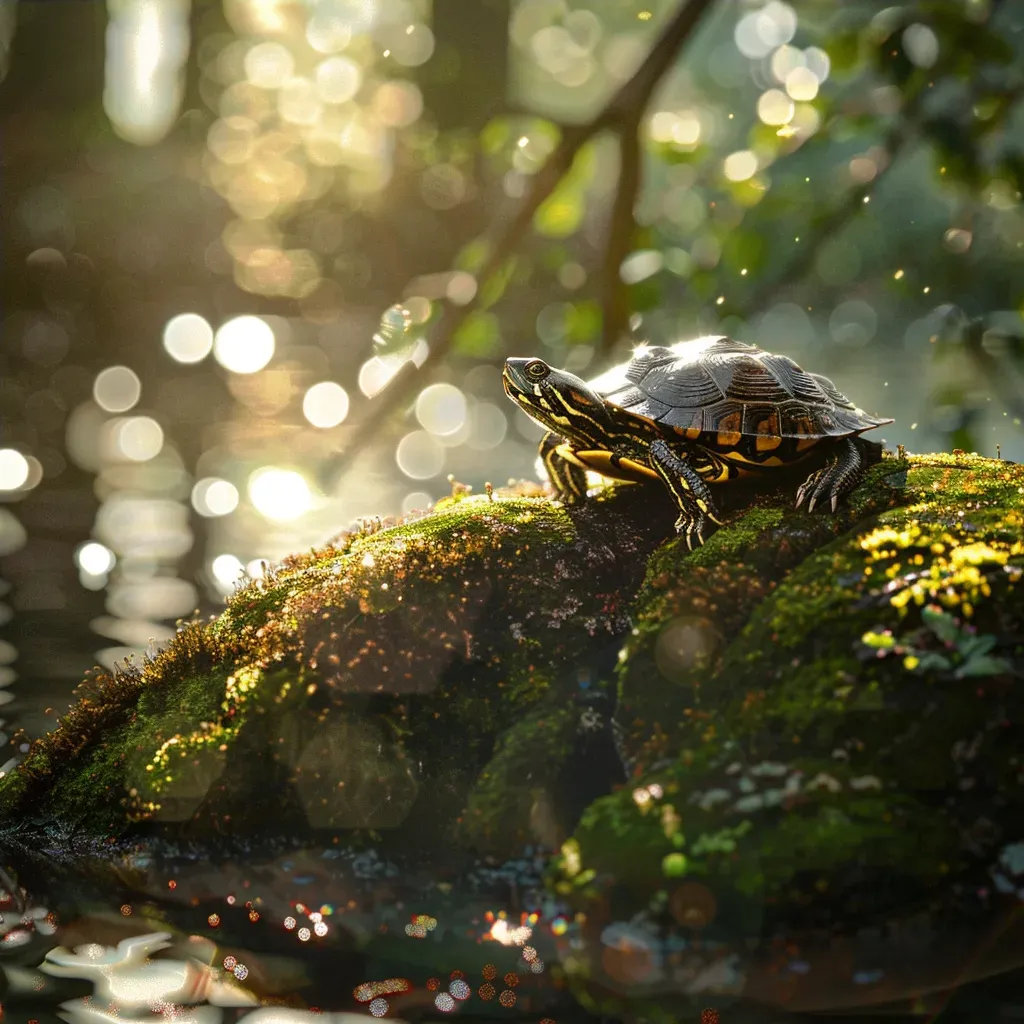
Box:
[861,604,1012,679]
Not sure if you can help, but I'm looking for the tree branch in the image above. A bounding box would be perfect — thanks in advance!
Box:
[602,119,642,354]
[731,0,1014,321]
[337,122,595,458]
[597,0,721,131]
[337,0,719,464]
[734,117,922,319]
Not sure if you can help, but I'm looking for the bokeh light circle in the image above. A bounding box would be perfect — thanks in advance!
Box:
[757,89,794,126]
[466,402,508,450]
[212,553,245,589]
[214,316,275,374]
[395,431,444,480]
[245,42,295,89]
[415,383,467,436]
[785,66,820,102]
[829,299,879,347]
[724,150,758,182]
[315,56,362,103]
[76,541,115,576]
[248,467,312,521]
[93,365,141,413]
[192,477,240,517]
[435,991,456,1012]
[0,449,30,490]
[402,491,432,515]
[163,313,214,364]
[303,381,350,428]
[116,417,164,461]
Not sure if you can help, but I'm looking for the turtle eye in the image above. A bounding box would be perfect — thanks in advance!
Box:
[525,360,548,381]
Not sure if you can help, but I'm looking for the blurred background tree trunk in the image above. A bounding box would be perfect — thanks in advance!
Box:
[424,0,511,131]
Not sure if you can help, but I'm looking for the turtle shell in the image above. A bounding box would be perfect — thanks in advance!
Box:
[594,336,892,444]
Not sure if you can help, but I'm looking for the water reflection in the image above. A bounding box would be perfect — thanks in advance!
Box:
[0,839,570,1021]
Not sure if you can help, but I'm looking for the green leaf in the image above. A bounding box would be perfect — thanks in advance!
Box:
[722,230,766,276]
[455,238,492,275]
[956,634,996,660]
[565,301,601,344]
[534,187,586,238]
[479,256,519,310]
[629,277,662,314]
[861,630,896,649]
[479,116,511,156]
[825,30,862,74]
[452,311,501,358]
[921,604,960,644]
[662,852,689,877]
[956,654,1011,679]
[917,651,954,673]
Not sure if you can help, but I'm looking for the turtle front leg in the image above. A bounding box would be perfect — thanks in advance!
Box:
[539,430,588,504]
[649,439,724,549]
[795,435,871,512]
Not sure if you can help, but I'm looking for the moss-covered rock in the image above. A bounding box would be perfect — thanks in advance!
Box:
[549,453,1024,1015]
[1,451,1022,1016]
[0,481,675,848]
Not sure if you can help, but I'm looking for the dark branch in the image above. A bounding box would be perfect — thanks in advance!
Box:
[602,122,642,354]
[339,123,595,455]
[339,0,719,462]
[598,0,721,132]
[731,0,1014,321]
[733,78,930,320]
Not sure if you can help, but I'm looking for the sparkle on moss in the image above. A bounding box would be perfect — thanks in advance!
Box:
[860,520,1023,615]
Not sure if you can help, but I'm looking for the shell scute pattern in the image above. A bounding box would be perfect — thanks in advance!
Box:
[811,373,856,409]
[659,405,704,433]
[742,404,783,437]
[704,399,744,435]
[604,384,648,410]
[643,362,722,409]
[596,337,884,443]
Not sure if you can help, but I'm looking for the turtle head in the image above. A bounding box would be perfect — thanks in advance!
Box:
[503,357,611,443]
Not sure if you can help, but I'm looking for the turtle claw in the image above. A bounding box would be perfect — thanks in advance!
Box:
[676,513,709,549]
[794,475,818,510]
[554,490,586,506]
[795,437,867,516]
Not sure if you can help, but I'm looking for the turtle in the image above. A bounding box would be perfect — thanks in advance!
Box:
[502,335,894,548]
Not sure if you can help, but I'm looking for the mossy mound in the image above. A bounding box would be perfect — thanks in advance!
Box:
[2,451,1022,1014]
[0,481,676,847]
[549,453,1024,1015]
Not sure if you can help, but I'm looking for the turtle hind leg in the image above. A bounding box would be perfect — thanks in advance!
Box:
[649,439,724,550]
[539,430,588,504]
[795,435,873,513]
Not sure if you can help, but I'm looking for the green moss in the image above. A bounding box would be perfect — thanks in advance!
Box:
[684,505,786,568]
[552,455,1024,978]
[44,720,138,831]
[0,482,661,841]
[460,702,577,853]
[615,455,913,769]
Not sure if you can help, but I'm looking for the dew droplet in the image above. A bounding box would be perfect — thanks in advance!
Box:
[374,303,412,349]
